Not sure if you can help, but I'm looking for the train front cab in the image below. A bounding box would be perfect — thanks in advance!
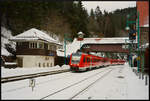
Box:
[69,52,87,71]
[69,53,80,71]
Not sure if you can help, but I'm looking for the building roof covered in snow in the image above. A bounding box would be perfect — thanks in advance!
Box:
[9,28,62,45]
[80,37,130,44]
[57,37,131,57]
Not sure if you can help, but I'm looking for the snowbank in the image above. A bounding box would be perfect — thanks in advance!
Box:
[1,65,70,78]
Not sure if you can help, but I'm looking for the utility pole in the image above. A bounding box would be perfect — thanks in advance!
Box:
[64,39,66,64]
[64,34,72,64]
[137,11,140,73]
[126,14,136,67]
[77,31,84,49]
[125,11,140,72]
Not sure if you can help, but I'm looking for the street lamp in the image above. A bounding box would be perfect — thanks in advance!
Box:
[125,26,130,31]
[64,34,72,64]
[77,31,84,49]
[136,11,140,73]
[125,11,140,72]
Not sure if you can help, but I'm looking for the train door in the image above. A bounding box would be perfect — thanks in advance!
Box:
[84,56,88,71]
[86,56,90,70]
[90,56,92,70]
[83,56,86,67]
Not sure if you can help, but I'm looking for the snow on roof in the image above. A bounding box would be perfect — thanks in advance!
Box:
[81,37,129,44]
[57,37,130,57]
[10,28,60,44]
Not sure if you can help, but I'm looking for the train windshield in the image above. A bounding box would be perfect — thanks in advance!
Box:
[71,53,81,64]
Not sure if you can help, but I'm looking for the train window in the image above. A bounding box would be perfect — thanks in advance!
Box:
[93,59,95,62]
[98,59,101,62]
[71,53,81,64]
[87,58,90,62]
[95,59,97,62]
[83,57,86,62]
[102,58,105,62]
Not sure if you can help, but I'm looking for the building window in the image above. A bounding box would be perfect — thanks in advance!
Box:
[29,42,37,49]
[51,63,52,67]
[48,44,56,50]
[29,42,44,49]
[32,43,34,48]
[57,45,63,50]
[39,42,44,49]
[29,42,32,48]
[34,43,37,48]
[48,44,51,50]
[43,63,45,67]
[50,45,53,50]
[39,63,41,67]
[17,42,22,46]
[54,46,56,50]
[51,45,56,51]
[47,63,49,67]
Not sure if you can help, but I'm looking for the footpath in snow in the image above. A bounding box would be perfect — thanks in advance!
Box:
[75,63,149,100]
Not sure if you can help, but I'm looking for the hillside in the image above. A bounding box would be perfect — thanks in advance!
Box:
[1,27,16,56]
[1,1,136,41]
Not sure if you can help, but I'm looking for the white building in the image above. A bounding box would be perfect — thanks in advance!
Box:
[10,28,62,68]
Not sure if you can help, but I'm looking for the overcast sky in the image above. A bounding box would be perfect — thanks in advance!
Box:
[82,1,136,14]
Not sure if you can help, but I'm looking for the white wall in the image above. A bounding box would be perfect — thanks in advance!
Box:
[17,55,54,68]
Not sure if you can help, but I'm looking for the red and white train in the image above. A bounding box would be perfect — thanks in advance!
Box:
[69,52,125,71]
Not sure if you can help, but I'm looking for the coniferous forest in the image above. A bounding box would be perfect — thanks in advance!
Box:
[1,0,136,42]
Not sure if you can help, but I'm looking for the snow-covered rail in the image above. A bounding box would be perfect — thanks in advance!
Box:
[1,69,70,83]
[40,67,116,100]
[70,69,113,99]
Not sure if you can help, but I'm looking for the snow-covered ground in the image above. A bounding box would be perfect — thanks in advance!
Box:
[75,63,149,100]
[1,65,70,77]
[1,63,149,100]
[1,27,149,100]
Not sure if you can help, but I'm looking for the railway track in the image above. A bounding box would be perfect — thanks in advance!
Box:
[1,69,70,84]
[40,67,116,100]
